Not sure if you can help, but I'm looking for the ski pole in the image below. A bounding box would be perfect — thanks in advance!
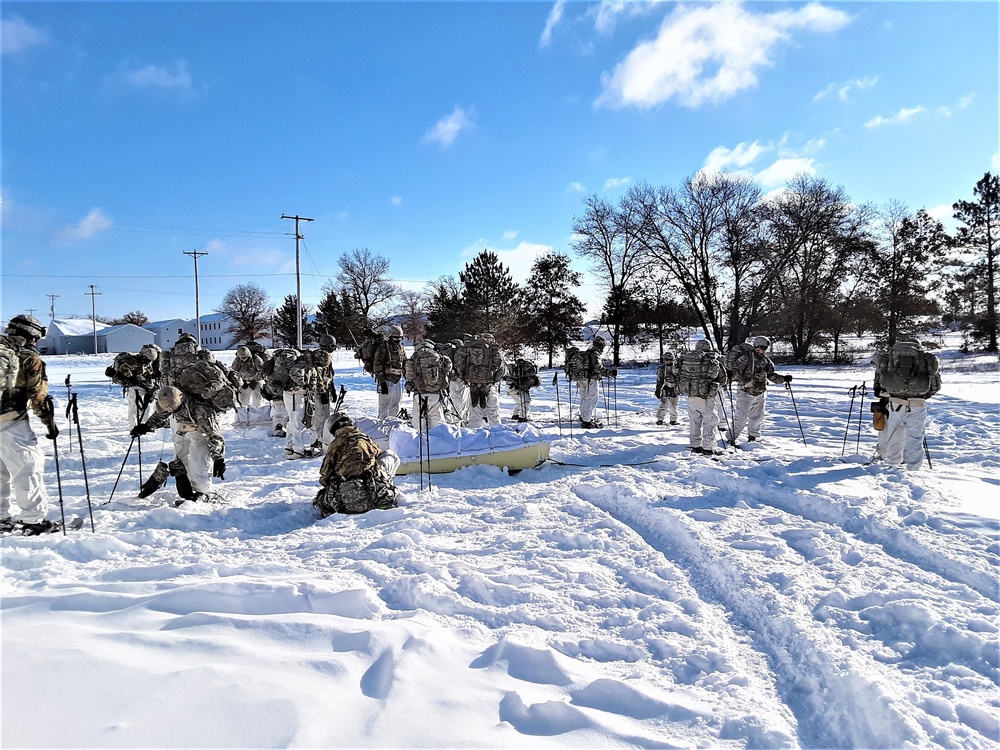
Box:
[552,372,563,439]
[855,382,867,455]
[923,436,933,470]
[422,396,432,491]
[601,376,610,428]
[69,394,96,532]
[785,381,807,447]
[613,371,619,428]
[43,396,68,535]
[716,390,733,448]
[567,378,575,440]
[105,435,136,505]
[841,384,858,456]
[416,395,424,491]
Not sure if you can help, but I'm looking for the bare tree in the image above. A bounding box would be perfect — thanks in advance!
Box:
[393,289,428,342]
[571,194,648,365]
[336,248,400,328]
[218,283,271,344]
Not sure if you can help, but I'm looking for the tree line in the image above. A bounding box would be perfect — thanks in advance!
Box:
[216,170,998,364]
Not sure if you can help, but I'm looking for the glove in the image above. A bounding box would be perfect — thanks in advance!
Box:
[130,423,153,438]
[212,457,226,479]
[44,421,59,440]
[784,375,793,383]
[655,387,662,399]
[611,369,618,378]
[726,369,736,380]
[405,381,415,394]
[873,385,882,397]
[378,381,389,395]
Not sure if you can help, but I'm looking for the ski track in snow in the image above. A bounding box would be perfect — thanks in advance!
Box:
[2,344,998,749]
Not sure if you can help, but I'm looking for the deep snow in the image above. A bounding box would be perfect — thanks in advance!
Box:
[2,338,998,749]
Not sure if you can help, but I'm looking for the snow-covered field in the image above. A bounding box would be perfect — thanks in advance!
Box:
[2,338,998,749]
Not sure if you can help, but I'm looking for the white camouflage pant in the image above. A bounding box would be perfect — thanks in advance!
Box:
[506,385,532,419]
[270,397,288,430]
[173,425,213,495]
[656,394,678,423]
[239,385,262,409]
[377,380,402,420]
[884,398,927,470]
[467,384,501,428]
[411,393,444,430]
[729,389,767,442]
[448,380,469,424]
[283,391,311,455]
[577,378,601,422]
[126,386,152,428]
[0,417,48,523]
[686,395,720,450]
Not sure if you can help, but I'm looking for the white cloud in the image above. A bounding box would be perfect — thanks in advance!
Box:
[596,1,851,109]
[122,60,193,93]
[754,157,815,187]
[566,181,586,192]
[604,177,630,190]
[423,105,474,148]
[540,0,567,48]
[492,241,552,283]
[390,196,404,207]
[958,92,976,109]
[703,140,771,173]
[54,208,112,244]
[814,75,877,102]
[503,230,518,240]
[592,0,665,36]
[1,15,50,56]
[864,106,926,129]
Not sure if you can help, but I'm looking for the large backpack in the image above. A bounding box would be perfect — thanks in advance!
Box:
[106,352,149,387]
[509,358,540,390]
[564,347,589,382]
[404,345,451,393]
[264,348,301,391]
[877,342,940,398]
[161,347,212,386]
[355,333,386,375]
[461,338,501,385]
[676,350,722,398]
[173,360,237,412]
[725,342,754,374]
[0,335,22,417]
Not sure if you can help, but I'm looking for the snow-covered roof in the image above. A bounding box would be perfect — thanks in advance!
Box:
[101,323,153,335]
[48,318,109,336]
[146,318,185,329]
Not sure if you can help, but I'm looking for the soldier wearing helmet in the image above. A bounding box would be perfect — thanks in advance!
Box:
[725,335,791,445]
[1,315,58,533]
[373,324,406,420]
[655,351,679,426]
[231,344,265,408]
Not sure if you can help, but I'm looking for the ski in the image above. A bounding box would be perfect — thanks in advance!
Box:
[1,516,84,535]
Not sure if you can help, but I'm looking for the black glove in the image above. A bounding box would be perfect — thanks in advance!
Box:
[873,385,882,397]
[39,396,59,440]
[610,369,618,378]
[655,387,662,399]
[212,457,226,479]
[44,421,59,440]
[378,381,389,395]
[130,423,153,438]
[784,375,793,383]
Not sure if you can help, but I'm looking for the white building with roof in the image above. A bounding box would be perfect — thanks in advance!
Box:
[37,319,153,355]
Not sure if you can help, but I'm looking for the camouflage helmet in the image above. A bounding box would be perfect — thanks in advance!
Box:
[450,338,464,348]
[140,343,161,362]
[173,333,198,355]
[318,334,336,351]
[695,339,711,352]
[236,345,251,359]
[478,332,496,344]
[311,349,332,367]
[592,336,606,350]
[385,325,403,339]
[155,385,184,412]
[327,413,353,434]
[662,351,674,363]
[6,314,46,340]
[752,336,771,349]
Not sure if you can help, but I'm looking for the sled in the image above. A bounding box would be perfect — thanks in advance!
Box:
[355,417,550,475]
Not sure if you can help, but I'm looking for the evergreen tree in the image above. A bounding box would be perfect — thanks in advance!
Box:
[459,250,521,339]
[953,172,999,351]
[316,283,367,346]
[273,294,314,347]
[424,275,469,343]
[869,204,951,348]
[519,252,586,367]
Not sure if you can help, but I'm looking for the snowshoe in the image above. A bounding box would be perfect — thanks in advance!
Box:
[656,420,664,425]
[271,425,286,438]
[0,517,14,533]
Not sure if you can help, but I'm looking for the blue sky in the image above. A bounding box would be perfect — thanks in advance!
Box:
[2,1,997,326]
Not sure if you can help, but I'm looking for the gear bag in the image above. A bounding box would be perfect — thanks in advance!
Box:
[461,338,501,385]
[563,346,589,382]
[105,352,149,387]
[676,350,722,399]
[508,358,540,390]
[725,342,754,374]
[173,360,237,412]
[404,346,451,393]
[264,348,301,391]
[876,342,940,398]
[314,466,398,516]
[0,335,22,416]
[355,333,387,375]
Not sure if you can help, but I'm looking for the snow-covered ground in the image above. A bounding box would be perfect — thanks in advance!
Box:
[2,338,998,749]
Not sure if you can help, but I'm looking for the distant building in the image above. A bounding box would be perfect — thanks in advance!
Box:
[145,319,188,351]
[38,319,153,354]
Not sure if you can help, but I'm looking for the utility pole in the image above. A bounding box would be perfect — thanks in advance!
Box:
[26,307,37,318]
[47,294,59,321]
[281,214,313,349]
[86,285,101,354]
[183,249,208,348]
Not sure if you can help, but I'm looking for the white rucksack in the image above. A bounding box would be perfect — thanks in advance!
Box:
[676,350,722,398]
[0,336,21,414]
[876,342,940,398]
